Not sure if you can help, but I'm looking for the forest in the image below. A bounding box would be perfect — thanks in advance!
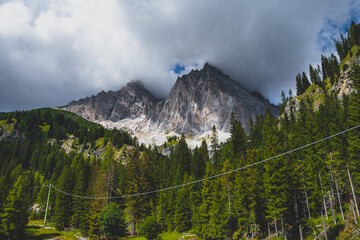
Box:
[0,21,360,240]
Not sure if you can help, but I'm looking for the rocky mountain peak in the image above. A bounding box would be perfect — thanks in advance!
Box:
[149,63,279,135]
[203,62,221,73]
[59,80,157,122]
[123,80,145,92]
[60,64,279,147]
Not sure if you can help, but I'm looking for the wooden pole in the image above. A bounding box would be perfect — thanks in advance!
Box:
[281,217,287,240]
[302,175,311,218]
[319,174,328,220]
[227,190,231,214]
[44,184,51,225]
[333,173,345,221]
[348,168,360,216]
[351,201,358,224]
[328,191,336,225]
[321,209,328,240]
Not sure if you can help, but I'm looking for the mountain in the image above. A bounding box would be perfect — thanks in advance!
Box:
[145,63,279,134]
[62,80,157,122]
[59,63,279,146]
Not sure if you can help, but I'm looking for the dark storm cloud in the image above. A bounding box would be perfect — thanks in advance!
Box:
[0,0,359,111]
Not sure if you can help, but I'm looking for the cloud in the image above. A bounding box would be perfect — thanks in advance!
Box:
[0,0,359,111]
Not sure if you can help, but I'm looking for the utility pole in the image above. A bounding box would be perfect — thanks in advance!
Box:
[329,153,344,221]
[348,168,360,217]
[44,184,51,225]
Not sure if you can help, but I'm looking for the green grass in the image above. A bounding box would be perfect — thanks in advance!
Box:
[95,137,105,148]
[323,77,333,92]
[127,236,147,240]
[0,119,16,133]
[126,231,186,240]
[160,231,184,240]
[26,220,83,240]
[340,45,359,70]
[39,124,50,133]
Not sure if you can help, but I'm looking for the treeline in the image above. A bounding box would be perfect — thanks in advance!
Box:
[295,21,360,97]
[0,109,136,176]
[0,108,135,147]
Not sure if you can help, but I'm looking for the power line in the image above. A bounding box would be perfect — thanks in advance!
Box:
[46,124,360,199]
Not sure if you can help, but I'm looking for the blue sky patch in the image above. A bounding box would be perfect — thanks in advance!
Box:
[171,63,186,74]
[318,8,360,54]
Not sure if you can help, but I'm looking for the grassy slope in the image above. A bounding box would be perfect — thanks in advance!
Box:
[26,220,83,240]
[340,45,359,70]
[27,219,187,240]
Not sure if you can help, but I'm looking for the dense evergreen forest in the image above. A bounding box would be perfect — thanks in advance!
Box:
[1,21,360,240]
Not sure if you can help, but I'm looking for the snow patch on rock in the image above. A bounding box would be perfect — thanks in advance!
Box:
[97,115,146,134]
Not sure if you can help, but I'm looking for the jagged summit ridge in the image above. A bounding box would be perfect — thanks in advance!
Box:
[62,80,157,122]
[60,64,279,146]
[147,63,278,134]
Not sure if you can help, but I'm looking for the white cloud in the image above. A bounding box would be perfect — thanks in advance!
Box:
[0,1,32,38]
[0,0,359,111]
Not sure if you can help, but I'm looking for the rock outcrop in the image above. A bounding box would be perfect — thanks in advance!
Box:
[61,80,157,122]
[282,51,359,118]
[145,63,278,134]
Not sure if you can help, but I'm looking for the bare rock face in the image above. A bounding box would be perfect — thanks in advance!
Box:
[0,126,23,142]
[108,81,157,121]
[334,68,355,99]
[60,80,157,122]
[148,63,278,133]
[60,64,279,142]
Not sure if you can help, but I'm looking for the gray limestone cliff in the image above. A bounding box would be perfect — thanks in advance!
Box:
[61,80,157,122]
[145,63,278,134]
[60,64,279,138]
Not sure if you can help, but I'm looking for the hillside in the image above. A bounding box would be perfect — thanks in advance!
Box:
[0,22,360,240]
[282,43,360,118]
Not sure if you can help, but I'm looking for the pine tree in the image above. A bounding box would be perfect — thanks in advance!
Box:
[199,140,209,166]
[71,158,90,234]
[88,164,107,240]
[98,202,127,239]
[309,64,321,84]
[221,159,237,238]
[53,166,74,230]
[211,125,220,169]
[261,109,291,235]
[208,177,228,239]
[321,55,329,81]
[229,113,247,157]
[126,148,153,234]
[296,73,303,96]
[233,148,257,237]
[1,173,30,240]
[174,173,192,232]
[301,72,311,92]
[174,134,192,177]
[0,174,11,218]
[198,163,215,238]
[156,191,169,231]
[139,216,162,240]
